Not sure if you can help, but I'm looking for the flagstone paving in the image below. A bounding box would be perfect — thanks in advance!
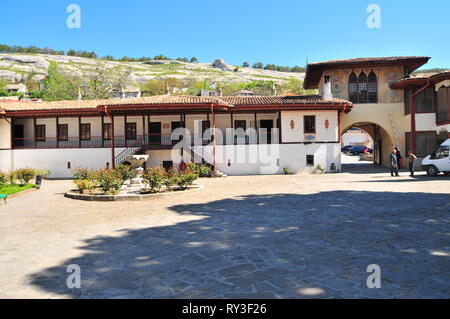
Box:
[0,166,449,298]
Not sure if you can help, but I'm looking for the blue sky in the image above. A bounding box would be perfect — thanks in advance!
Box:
[1,0,448,69]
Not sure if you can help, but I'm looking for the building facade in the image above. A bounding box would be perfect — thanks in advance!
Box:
[304,57,450,167]
[0,94,351,178]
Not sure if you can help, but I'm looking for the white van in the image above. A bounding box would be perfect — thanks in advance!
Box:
[421,139,450,176]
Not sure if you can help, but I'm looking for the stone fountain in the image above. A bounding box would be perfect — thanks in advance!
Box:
[126,154,149,190]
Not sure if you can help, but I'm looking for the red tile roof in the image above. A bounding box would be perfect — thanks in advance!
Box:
[304,56,430,89]
[0,94,352,116]
[389,71,450,89]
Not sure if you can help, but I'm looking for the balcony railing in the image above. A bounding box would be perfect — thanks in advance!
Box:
[12,130,278,149]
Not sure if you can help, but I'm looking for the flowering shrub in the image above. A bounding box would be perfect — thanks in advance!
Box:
[15,168,36,185]
[96,169,122,194]
[142,168,166,193]
[0,171,6,188]
[116,164,133,183]
[74,179,95,194]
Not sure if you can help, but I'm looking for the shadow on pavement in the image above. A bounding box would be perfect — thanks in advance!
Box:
[28,190,450,299]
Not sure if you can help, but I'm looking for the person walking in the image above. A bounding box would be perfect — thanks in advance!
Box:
[390,149,399,177]
[408,151,417,177]
[395,147,403,169]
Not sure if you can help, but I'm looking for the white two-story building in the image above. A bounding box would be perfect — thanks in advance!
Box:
[0,92,352,178]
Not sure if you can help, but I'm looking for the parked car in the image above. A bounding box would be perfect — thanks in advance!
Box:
[349,146,373,155]
[341,145,354,153]
[421,139,450,176]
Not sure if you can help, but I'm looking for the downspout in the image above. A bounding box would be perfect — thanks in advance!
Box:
[103,106,115,169]
[410,79,431,154]
[211,103,217,174]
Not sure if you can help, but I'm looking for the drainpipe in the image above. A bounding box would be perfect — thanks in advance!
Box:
[103,106,115,169]
[211,103,217,174]
[410,79,431,154]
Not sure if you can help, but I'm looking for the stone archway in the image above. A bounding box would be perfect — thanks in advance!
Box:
[341,122,394,167]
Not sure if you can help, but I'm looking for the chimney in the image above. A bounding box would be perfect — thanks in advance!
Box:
[272,83,277,96]
[323,76,332,100]
[77,85,82,100]
[165,83,170,95]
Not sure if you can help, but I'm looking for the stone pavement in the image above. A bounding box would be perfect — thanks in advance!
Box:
[0,166,449,298]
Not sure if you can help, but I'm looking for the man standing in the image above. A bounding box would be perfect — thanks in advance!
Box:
[390,149,399,177]
[408,151,417,177]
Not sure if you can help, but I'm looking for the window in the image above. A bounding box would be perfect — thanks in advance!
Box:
[368,72,378,103]
[349,72,359,103]
[348,71,377,104]
[416,132,437,157]
[103,123,111,140]
[57,124,68,141]
[201,120,210,134]
[358,72,368,103]
[306,155,314,166]
[415,88,435,113]
[35,125,46,141]
[431,146,449,159]
[404,89,411,114]
[80,123,91,140]
[125,122,137,140]
[304,116,316,134]
[234,120,246,131]
[437,87,449,123]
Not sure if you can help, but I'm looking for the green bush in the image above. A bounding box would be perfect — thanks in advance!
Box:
[142,168,167,193]
[15,168,36,185]
[35,169,51,178]
[198,165,212,177]
[116,164,133,183]
[186,162,199,174]
[74,179,95,194]
[7,171,16,185]
[174,173,198,189]
[72,167,92,180]
[96,169,122,194]
[0,171,6,188]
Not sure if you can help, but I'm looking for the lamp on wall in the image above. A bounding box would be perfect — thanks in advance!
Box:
[325,119,329,129]
[290,120,295,130]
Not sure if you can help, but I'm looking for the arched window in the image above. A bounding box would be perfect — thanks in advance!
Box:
[368,71,378,103]
[358,72,368,103]
[348,72,359,103]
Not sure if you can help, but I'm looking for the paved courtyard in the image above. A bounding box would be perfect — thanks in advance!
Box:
[0,164,449,298]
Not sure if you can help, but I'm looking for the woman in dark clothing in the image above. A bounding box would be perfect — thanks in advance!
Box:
[395,147,402,169]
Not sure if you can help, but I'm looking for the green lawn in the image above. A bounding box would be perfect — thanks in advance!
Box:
[0,184,36,195]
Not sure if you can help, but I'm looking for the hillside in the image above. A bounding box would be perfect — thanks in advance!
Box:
[0,54,305,86]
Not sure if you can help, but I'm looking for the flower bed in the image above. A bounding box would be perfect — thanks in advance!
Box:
[67,164,203,200]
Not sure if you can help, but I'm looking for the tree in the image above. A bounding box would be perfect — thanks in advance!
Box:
[67,49,77,56]
[190,57,198,63]
[252,62,263,69]
[42,62,77,101]
[242,61,249,68]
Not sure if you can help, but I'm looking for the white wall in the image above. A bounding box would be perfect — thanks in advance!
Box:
[145,143,341,175]
[415,113,437,132]
[0,118,11,149]
[4,148,125,178]
[281,111,338,143]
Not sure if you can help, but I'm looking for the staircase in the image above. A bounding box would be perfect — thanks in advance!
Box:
[185,145,227,177]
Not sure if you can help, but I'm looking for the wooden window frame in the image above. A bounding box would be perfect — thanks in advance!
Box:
[125,122,137,140]
[80,123,91,141]
[304,115,316,134]
[103,123,112,140]
[35,124,46,142]
[57,124,68,141]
